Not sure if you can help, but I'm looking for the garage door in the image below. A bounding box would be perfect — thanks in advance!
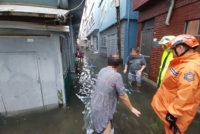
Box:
[0,52,43,113]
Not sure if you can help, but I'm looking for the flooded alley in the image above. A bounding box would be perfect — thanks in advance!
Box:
[0,50,199,134]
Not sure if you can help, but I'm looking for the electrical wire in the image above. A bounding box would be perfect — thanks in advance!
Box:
[69,0,85,11]
[44,0,85,24]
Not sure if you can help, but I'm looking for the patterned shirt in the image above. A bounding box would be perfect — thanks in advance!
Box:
[91,67,125,133]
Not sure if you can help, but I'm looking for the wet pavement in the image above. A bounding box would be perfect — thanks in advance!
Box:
[0,50,200,134]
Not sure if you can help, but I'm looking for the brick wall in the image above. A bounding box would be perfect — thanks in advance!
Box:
[137,0,200,22]
[133,0,149,10]
[136,0,200,82]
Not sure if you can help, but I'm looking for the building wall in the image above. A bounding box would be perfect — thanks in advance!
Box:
[99,24,117,57]
[133,0,149,10]
[79,0,139,57]
[60,36,70,78]
[134,0,200,82]
[99,0,138,32]
[124,19,138,63]
[99,20,126,58]
[98,0,138,60]
[85,1,100,37]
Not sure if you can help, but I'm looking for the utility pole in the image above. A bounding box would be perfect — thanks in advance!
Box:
[115,0,121,58]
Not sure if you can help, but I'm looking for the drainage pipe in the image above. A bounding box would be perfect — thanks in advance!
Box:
[125,0,131,60]
[165,0,175,26]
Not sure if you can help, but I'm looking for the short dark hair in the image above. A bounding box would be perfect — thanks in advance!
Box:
[108,54,123,67]
[130,47,140,53]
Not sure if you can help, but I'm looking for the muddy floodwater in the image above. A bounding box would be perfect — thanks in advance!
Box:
[0,51,199,134]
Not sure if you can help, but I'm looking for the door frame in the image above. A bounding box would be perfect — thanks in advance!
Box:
[139,28,154,77]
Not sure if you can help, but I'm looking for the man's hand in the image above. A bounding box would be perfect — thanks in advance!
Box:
[165,113,181,134]
[131,107,141,117]
[123,69,127,74]
[138,70,142,76]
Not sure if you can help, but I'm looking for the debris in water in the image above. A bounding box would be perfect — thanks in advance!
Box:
[125,88,131,94]
[86,129,94,134]
[88,64,96,69]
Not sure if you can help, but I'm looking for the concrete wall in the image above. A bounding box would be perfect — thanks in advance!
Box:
[99,0,138,32]
[86,1,100,37]
[100,21,126,57]
[123,19,138,63]
[0,32,66,115]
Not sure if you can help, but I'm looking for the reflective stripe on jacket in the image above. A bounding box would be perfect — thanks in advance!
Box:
[157,50,173,87]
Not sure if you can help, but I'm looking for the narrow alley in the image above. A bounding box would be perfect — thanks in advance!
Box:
[0,51,199,134]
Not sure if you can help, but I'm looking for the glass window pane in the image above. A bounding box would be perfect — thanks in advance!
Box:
[142,19,155,30]
[186,20,200,35]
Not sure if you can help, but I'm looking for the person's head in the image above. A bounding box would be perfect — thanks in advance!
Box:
[130,47,140,57]
[107,54,123,70]
[168,34,199,58]
[158,36,175,50]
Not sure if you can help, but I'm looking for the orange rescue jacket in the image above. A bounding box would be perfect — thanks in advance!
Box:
[151,52,200,132]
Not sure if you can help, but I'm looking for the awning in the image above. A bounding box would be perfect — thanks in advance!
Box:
[0,21,69,32]
[0,5,69,18]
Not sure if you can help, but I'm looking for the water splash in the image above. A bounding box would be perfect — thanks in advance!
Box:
[76,58,97,133]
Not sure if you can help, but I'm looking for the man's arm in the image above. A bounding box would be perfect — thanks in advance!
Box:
[138,56,146,75]
[123,56,129,74]
[123,64,128,74]
[119,93,141,117]
[140,65,146,72]
[115,73,141,117]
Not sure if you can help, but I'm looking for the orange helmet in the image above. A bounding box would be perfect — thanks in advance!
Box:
[168,34,199,49]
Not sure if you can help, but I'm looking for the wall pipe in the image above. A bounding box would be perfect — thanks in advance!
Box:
[58,0,61,7]
[165,0,175,26]
[125,0,131,61]
[127,0,130,48]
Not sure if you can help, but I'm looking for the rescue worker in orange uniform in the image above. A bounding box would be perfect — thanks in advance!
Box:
[151,34,200,134]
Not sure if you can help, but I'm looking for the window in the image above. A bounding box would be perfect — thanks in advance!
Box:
[185,19,200,35]
[101,37,106,47]
[142,19,155,30]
